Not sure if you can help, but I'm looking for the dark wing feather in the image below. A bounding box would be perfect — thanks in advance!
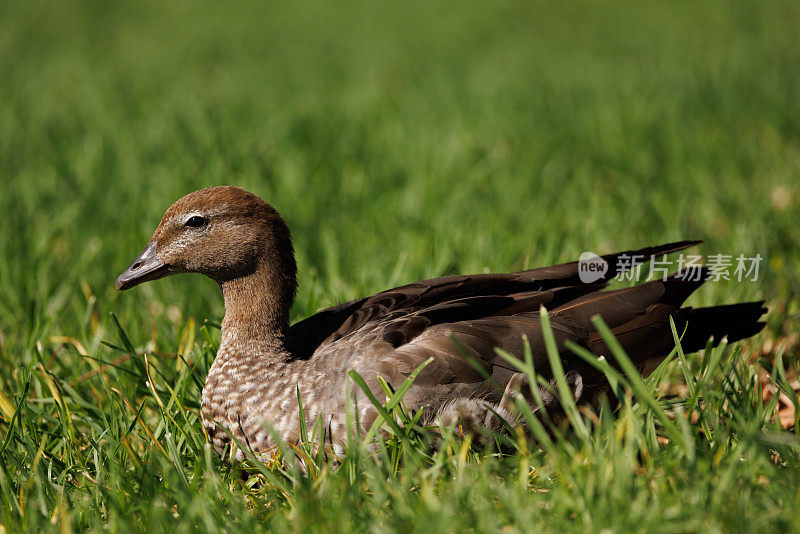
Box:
[387,270,721,404]
[286,240,700,358]
[285,297,368,358]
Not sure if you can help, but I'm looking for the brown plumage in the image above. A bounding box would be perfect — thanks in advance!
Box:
[115,186,766,459]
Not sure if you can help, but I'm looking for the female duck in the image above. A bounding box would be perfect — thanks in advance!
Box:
[116,186,764,459]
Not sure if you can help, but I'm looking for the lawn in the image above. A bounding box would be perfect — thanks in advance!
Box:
[1,0,799,531]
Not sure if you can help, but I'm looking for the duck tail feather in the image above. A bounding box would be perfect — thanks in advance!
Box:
[675,301,767,354]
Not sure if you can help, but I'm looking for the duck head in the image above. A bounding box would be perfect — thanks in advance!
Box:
[115,186,296,292]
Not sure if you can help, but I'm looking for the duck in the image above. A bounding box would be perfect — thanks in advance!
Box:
[115,186,765,460]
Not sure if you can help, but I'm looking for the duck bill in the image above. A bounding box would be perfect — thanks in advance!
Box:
[115,242,169,290]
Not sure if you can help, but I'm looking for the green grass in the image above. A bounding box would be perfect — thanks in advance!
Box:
[2,0,800,531]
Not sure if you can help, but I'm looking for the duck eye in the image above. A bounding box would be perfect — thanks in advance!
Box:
[185,215,207,228]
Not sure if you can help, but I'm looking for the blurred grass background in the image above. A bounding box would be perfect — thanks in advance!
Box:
[1,0,799,531]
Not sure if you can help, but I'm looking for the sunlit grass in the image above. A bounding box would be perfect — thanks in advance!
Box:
[1,0,799,531]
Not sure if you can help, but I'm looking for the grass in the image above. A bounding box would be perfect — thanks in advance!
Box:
[1,0,800,531]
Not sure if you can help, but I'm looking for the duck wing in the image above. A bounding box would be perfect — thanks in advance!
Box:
[346,269,764,417]
[285,240,701,360]
[287,240,765,428]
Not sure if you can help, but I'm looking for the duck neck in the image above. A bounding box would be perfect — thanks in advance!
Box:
[219,254,297,356]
